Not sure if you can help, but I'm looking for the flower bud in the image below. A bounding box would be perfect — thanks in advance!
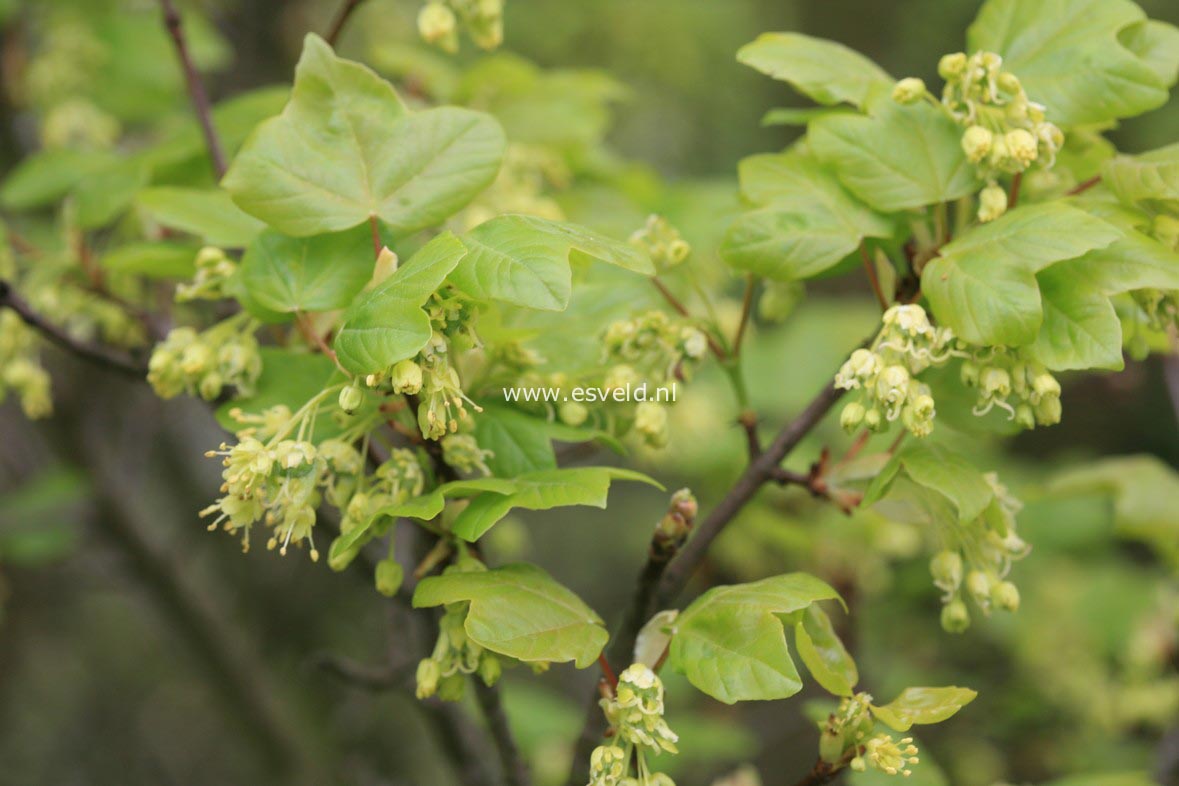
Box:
[1005,128,1038,166]
[840,401,866,432]
[1014,403,1036,430]
[941,598,971,633]
[966,570,992,605]
[559,401,588,427]
[980,366,1012,399]
[418,2,457,49]
[875,365,910,402]
[1034,394,1062,426]
[961,125,993,163]
[478,654,502,687]
[1031,369,1060,399]
[930,550,963,591]
[375,558,404,597]
[992,580,1020,612]
[338,383,364,414]
[863,407,883,432]
[960,360,980,387]
[635,402,669,448]
[415,658,441,699]
[390,359,423,394]
[997,71,1021,93]
[977,183,1008,223]
[681,327,708,359]
[938,52,967,80]
[892,77,926,104]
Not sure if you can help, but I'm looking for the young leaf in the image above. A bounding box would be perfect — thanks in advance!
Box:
[473,405,559,477]
[880,443,994,523]
[222,34,505,237]
[921,203,1121,346]
[869,686,977,732]
[667,573,843,704]
[793,605,858,697]
[722,148,893,280]
[333,232,468,375]
[136,187,266,247]
[1102,142,1179,208]
[1119,20,1179,88]
[238,226,374,316]
[450,466,662,541]
[967,0,1171,127]
[449,214,653,311]
[0,148,116,211]
[809,99,979,212]
[101,242,200,279]
[413,563,608,668]
[737,32,892,109]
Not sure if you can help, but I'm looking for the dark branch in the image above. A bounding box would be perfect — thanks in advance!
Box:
[157,0,227,178]
[474,679,530,786]
[0,280,147,377]
[325,0,369,47]
[1068,174,1101,196]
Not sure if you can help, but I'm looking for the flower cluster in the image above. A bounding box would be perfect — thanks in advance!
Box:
[835,305,960,438]
[590,663,679,786]
[176,247,237,302]
[417,0,503,53]
[416,563,503,702]
[200,390,419,565]
[893,51,1064,222]
[0,311,52,418]
[932,473,1029,633]
[630,215,691,272]
[850,734,921,778]
[959,350,1062,428]
[148,316,263,401]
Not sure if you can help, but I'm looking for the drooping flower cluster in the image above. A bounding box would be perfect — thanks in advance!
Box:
[959,349,1062,428]
[200,390,423,566]
[417,0,504,52]
[589,663,679,786]
[931,473,1029,633]
[148,315,262,401]
[176,247,237,303]
[597,311,708,447]
[416,562,503,702]
[893,51,1064,222]
[630,215,691,272]
[835,305,960,438]
[0,311,52,418]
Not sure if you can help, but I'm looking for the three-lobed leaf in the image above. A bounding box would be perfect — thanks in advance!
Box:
[667,573,843,704]
[223,34,505,237]
[809,99,979,213]
[921,203,1121,346]
[413,563,608,668]
[967,0,1176,127]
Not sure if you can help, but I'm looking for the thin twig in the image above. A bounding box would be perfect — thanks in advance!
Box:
[369,214,383,257]
[651,277,728,360]
[732,274,756,356]
[1068,175,1101,196]
[157,0,227,178]
[0,280,147,376]
[325,0,369,47]
[859,242,889,311]
[788,758,845,786]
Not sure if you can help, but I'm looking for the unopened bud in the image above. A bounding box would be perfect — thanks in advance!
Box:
[1005,128,1038,166]
[992,581,1020,612]
[930,550,963,591]
[841,401,866,432]
[339,383,364,414]
[938,52,967,80]
[478,654,502,687]
[961,125,993,163]
[966,570,992,605]
[978,183,1008,223]
[941,599,970,633]
[391,359,423,394]
[375,558,404,597]
[892,77,926,104]
[559,401,588,427]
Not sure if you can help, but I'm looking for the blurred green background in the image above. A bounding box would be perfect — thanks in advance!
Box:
[1,1,1178,786]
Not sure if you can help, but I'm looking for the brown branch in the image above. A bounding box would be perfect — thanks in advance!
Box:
[369,214,383,257]
[859,242,889,311]
[325,0,369,47]
[739,409,762,459]
[1068,174,1101,196]
[0,280,148,376]
[157,0,227,178]
[1008,171,1023,209]
[474,679,530,786]
[788,758,844,786]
